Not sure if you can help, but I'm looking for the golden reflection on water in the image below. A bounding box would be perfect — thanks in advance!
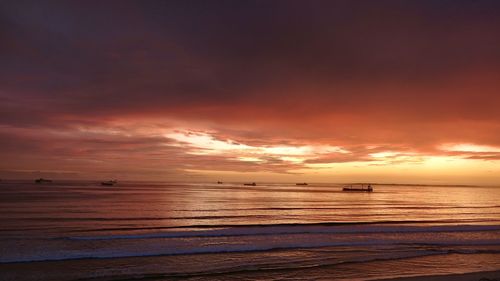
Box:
[158,184,500,227]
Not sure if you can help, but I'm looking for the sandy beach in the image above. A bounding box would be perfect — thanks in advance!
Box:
[374,270,500,281]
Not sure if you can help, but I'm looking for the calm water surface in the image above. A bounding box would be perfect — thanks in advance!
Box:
[0,181,499,280]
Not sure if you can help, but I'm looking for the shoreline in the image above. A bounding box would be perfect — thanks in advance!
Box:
[373,270,500,281]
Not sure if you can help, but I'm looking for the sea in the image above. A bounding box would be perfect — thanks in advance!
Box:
[0,181,499,280]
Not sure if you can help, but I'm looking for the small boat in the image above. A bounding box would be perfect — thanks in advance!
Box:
[343,184,373,192]
[35,178,52,184]
[296,182,308,186]
[217,181,223,184]
[244,182,256,186]
[101,180,117,186]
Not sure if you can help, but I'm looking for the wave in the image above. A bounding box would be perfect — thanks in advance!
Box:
[67,219,500,234]
[33,252,451,280]
[56,251,500,281]
[6,206,500,221]
[166,205,500,211]
[3,239,500,264]
[68,224,500,240]
[4,214,271,222]
[4,223,500,264]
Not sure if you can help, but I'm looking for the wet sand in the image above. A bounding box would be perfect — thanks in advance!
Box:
[374,270,500,281]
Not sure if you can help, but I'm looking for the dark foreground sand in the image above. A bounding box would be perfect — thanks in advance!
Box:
[374,270,500,281]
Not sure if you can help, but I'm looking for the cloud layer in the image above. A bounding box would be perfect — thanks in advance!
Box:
[1,1,500,183]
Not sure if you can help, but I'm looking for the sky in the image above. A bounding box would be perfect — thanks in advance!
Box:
[1,0,500,184]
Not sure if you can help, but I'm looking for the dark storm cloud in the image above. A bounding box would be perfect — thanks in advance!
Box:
[2,0,500,117]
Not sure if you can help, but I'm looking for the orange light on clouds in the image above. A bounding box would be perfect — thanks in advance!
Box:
[165,130,349,163]
[161,131,500,185]
[439,143,500,153]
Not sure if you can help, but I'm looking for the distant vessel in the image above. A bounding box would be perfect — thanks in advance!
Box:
[101,180,117,186]
[343,184,373,192]
[35,178,52,184]
[217,181,223,184]
[244,182,256,186]
[296,182,308,186]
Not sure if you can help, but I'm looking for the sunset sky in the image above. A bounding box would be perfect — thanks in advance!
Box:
[1,1,500,184]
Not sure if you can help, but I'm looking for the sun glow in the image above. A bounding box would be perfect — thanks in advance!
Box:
[237,157,263,162]
[301,154,499,184]
[369,151,400,158]
[165,130,348,163]
[439,143,500,153]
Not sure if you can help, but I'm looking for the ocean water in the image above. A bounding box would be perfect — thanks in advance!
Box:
[0,181,499,280]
